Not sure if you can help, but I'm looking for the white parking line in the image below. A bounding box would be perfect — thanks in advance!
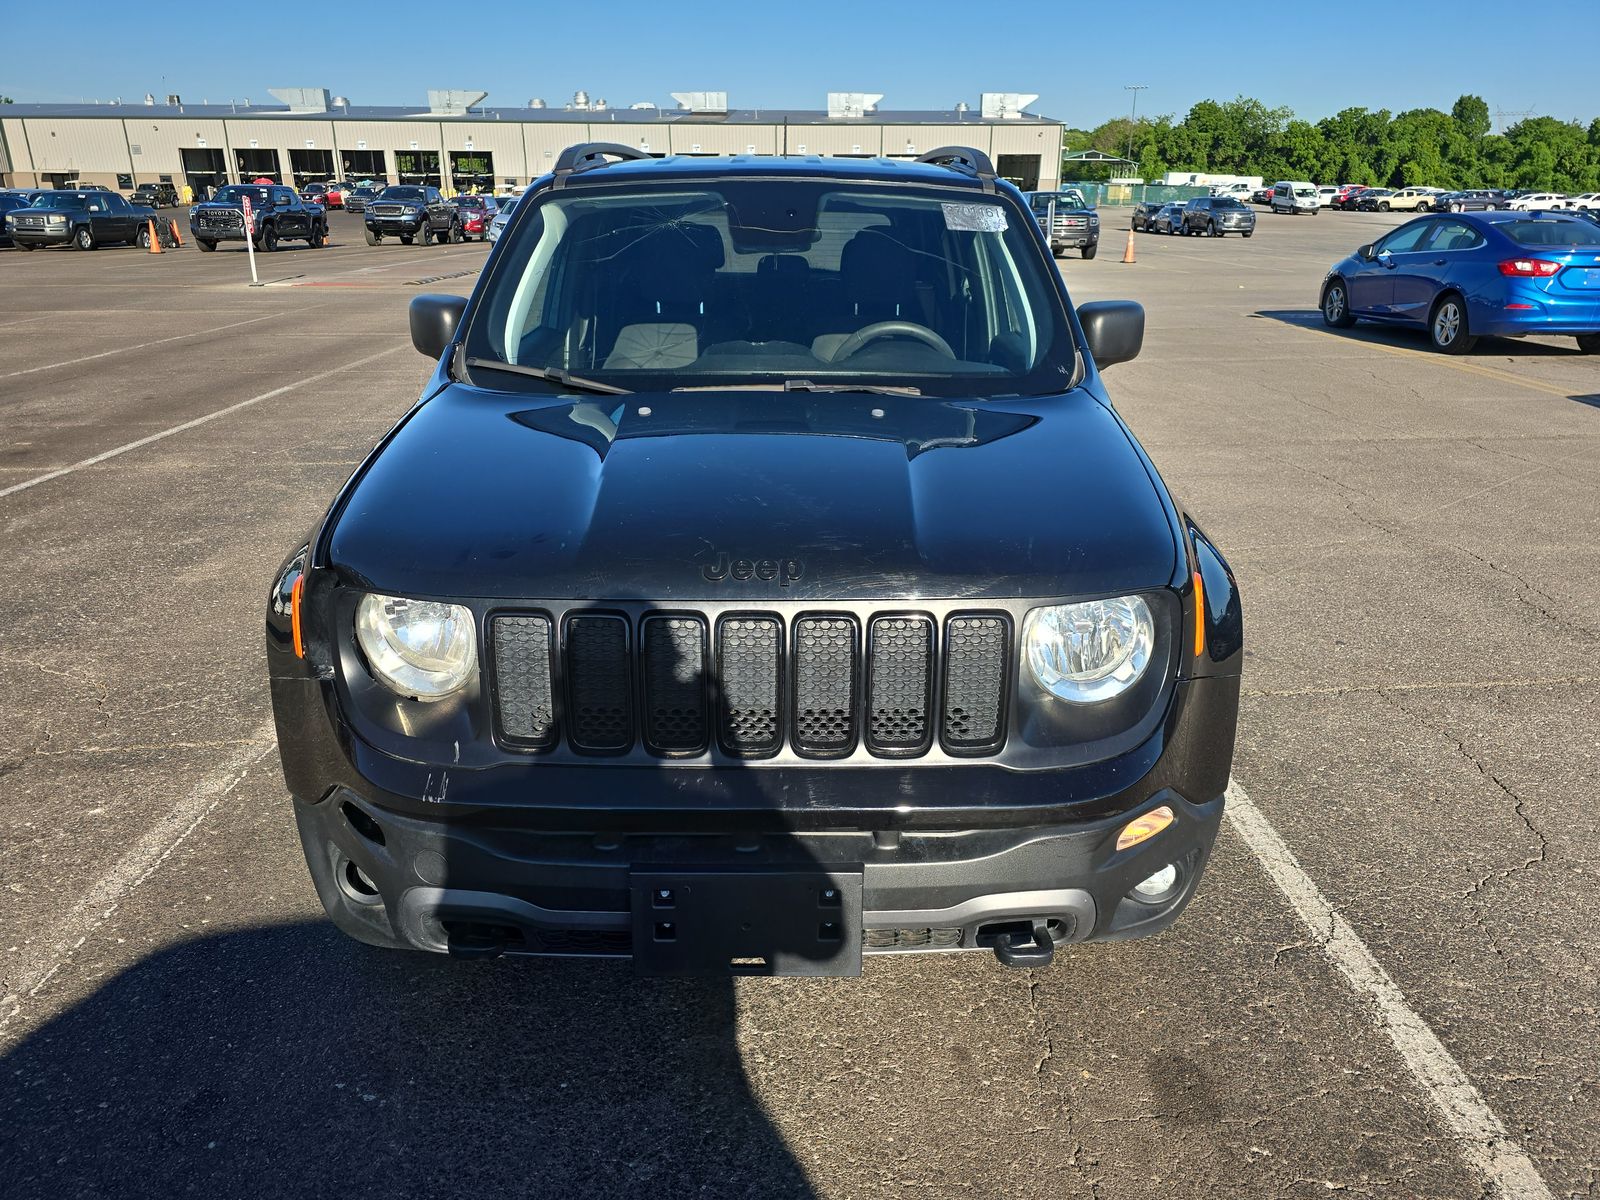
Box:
[0,313,286,380]
[1225,779,1553,1200]
[0,346,408,500]
[0,733,277,1041]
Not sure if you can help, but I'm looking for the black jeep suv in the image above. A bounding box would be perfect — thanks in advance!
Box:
[267,145,1242,976]
[363,184,461,245]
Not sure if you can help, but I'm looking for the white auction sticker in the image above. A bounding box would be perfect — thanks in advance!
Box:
[941,202,1007,232]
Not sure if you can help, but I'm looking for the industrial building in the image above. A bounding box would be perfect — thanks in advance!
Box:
[0,89,1064,197]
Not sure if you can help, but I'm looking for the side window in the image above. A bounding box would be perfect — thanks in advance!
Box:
[1423,220,1482,252]
[1377,221,1434,254]
[426,188,441,204]
[106,193,129,211]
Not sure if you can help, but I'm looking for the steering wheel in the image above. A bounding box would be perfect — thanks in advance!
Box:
[831,320,956,361]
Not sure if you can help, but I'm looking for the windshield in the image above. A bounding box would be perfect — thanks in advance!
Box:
[1293,187,1316,198]
[30,194,87,210]
[1215,198,1246,209]
[464,180,1077,398]
[1036,191,1088,209]
[213,186,271,205]
[381,186,426,201]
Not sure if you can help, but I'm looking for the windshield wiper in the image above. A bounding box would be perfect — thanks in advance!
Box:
[463,357,632,395]
[670,380,922,397]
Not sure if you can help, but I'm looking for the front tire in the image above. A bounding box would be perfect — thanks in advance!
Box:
[74,226,95,251]
[135,224,151,250]
[198,238,216,252]
[1576,333,1599,354]
[1082,243,1096,259]
[260,224,279,252]
[365,227,380,245]
[1429,294,1475,354]
[1322,279,1356,329]
[1378,202,1390,212]
[418,223,432,247]
[1208,221,1218,237]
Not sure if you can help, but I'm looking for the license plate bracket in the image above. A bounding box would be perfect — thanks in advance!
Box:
[630,868,863,977]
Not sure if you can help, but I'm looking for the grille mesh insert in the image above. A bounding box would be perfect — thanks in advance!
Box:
[491,615,557,749]
[642,617,707,752]
[565,615,632,751]
[942,616,1009,751]
[717,617,781,755]
[793,617,857,755]
[867,617,932,753]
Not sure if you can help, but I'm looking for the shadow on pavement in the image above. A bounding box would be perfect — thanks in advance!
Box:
[0,921,816,1198]
[1251,309,1586,357]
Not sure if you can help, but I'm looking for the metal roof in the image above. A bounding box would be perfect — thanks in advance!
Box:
[1,102,1060,126]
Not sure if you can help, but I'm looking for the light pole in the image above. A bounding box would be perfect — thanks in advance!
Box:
[1123,85,1148,171]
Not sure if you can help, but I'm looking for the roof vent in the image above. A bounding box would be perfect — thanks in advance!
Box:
[332,95,351,109]
[144,93,156,106]
[573,90,590,110]
[670,91,729,113]
[827,92,883,119]
[980,92,1039,120]
[165,94,182,107]
[630,101,657,110]
[593,97,608,111]
[528,97,547,108]
[428,89,488,115]
[269,88,330,113]
[956,100,970,114]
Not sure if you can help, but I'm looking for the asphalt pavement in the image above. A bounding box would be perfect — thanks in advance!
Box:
[1,205,1595,1199]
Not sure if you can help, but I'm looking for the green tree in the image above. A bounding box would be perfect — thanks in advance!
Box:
[1451,94,1491,141]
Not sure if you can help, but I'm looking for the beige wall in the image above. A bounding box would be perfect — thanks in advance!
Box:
[0,113,1064,190]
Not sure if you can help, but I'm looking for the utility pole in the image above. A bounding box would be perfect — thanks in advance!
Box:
[1124,85,1148,169]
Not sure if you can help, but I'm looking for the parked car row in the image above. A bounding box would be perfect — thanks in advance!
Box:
[1133,197,1256,237]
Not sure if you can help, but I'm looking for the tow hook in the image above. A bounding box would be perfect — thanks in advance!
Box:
[993,919,1056,969]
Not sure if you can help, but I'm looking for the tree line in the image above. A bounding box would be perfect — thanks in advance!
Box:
[1064,95,1600,192]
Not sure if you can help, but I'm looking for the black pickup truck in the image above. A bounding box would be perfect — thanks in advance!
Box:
[5,190,159,250]
[1024,188,1102,258]
[267,145,1242,976]
[189,183,327,252]
[363,185,462,245]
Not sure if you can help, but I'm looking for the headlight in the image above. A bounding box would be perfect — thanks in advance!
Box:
[1022,596,1154,704]
[402,205,419,215]
[48,213,67,224]
[354,593,477,701]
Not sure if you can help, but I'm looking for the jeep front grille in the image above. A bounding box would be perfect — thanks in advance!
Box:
[488,607,1011,760]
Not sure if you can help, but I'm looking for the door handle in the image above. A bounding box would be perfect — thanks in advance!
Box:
[1433,259,1447,266]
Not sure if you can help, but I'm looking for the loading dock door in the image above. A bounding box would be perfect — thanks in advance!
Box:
[181,148,228,197]
[450,152,494,193]
[289,149,337,186]
[341,150,387,183]
[236,149,282,183]
[395,151,441,188]
[996,154,1041,192]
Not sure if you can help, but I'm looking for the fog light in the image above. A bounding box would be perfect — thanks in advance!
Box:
[1116,805,1174,851]
[1132,863,1179,901]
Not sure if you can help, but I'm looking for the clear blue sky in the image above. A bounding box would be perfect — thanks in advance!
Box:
[3,1,1589,128]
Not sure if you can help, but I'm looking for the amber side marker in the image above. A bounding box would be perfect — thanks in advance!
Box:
[1116,805,1174,852]
[1192,570,1206,658]
[291,575,306,658]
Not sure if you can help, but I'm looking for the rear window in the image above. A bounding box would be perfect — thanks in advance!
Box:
[1503,219,1600,247]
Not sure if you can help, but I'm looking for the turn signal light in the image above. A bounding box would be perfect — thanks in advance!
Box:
[1116,805,1174,852]
[1497,258,1561,277]
[291,574,306,659]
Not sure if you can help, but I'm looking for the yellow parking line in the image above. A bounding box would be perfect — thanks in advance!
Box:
[1286,322,1579,400]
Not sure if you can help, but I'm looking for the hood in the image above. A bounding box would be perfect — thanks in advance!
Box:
[326,385,1180,602]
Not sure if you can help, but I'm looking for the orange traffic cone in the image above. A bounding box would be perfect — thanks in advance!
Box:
[168,220,183,247]
[146,219,163,253]
[1122,228,1136,264]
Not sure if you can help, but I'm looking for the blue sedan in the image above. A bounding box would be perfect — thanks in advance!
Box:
[1320,211,1600,354]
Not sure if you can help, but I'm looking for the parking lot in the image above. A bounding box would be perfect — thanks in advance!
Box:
[2,203,1597,1198]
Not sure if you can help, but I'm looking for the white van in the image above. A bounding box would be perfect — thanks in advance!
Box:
[1270,181,1320,215]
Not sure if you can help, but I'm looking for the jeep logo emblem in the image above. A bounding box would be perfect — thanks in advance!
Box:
[702,553,805,586]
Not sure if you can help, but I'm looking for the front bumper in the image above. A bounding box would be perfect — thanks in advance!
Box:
[273,659,1239,968]
[366,216,426,235]
[7,226,72,246]
[190,218,253,242]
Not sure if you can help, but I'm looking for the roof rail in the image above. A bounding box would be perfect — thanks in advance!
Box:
[915,146,997,192]
[550,142,653,189]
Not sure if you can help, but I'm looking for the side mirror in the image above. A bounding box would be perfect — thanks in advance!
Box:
[1357,243,1375,260]
[1077,300,1144,369]
[276,195,291,207]
[409,294,468,359]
